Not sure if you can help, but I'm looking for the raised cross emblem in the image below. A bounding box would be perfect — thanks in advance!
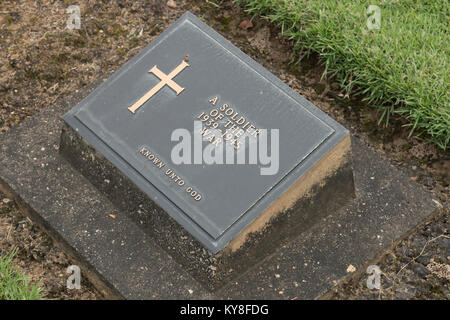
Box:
[128,60,190,114]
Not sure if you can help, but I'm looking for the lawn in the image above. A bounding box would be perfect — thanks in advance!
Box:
[235,0,449,149]
[0,249,43,300]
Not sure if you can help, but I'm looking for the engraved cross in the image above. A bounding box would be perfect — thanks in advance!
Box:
[128,60,189,114]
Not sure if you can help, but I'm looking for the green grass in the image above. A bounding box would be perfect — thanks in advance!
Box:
[0,248,44,300]
[235,0,449,149]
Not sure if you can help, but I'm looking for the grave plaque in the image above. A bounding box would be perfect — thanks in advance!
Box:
[60,12,354,288]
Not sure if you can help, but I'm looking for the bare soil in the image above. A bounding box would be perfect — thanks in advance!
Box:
[0,0,448,299]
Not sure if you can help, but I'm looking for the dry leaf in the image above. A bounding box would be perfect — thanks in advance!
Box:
[239,19,253,30]
[346,264,356,273]
[167,0,177,9]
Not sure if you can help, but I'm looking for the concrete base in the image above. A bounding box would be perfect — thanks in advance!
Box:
[0,80,440,299]
[59,122,354,291]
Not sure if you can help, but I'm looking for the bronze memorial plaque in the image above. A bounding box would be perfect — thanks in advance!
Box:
[61,12,354,266]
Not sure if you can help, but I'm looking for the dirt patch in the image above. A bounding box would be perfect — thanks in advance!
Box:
[0,0,448,299]
[0,195,99,299]
[326,211,449,300]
